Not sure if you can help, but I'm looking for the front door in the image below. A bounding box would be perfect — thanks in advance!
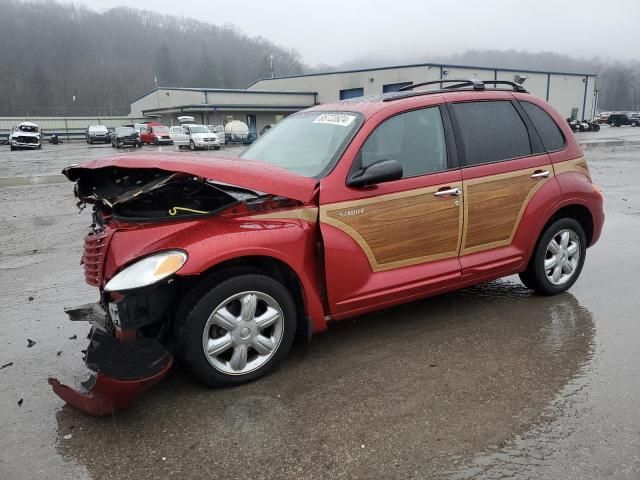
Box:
[320,105,463,317]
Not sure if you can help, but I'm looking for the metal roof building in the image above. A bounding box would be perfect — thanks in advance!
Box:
[129,62,597,134]
[247,62,598,121]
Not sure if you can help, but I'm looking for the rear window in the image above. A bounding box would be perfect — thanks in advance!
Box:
[451,101,532,166]
[520,101,565,152]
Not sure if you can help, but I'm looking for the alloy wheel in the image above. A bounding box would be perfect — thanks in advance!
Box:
[544,229,581,286]
[201,291,284,375]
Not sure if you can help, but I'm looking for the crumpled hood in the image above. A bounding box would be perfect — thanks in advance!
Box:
[63,154,318,204]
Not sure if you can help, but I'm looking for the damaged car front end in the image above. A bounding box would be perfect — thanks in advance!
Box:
[50,155,319,415]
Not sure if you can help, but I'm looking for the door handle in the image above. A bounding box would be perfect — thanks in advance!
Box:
[531,170,550,179]
[434,187,462,197]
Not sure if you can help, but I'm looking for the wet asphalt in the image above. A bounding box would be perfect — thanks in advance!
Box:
[0,129,639,479]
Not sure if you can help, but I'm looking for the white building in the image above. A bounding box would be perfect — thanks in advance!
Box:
[129,62,597,134]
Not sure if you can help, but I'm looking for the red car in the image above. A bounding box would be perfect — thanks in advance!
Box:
[139,122,174,145]
[50,80,603,415]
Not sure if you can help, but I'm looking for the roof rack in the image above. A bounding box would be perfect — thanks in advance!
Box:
[397,79,485,92]
[384,78,528,102]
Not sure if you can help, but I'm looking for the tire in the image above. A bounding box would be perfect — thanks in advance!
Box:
[175,274,297,387]
[190,140,196,151]
[137,141,142,148]
[519,218,587,295]
[632,122,638,127]
[214,146,220,150]
[116,140,121,149]
[154,138,159,146]
[10,144,15,151]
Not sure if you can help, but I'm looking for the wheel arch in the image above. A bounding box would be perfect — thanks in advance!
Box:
[177,254,325,342]
[525,201,595,269]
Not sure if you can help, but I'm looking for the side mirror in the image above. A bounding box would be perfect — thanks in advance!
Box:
[347,159,403,188]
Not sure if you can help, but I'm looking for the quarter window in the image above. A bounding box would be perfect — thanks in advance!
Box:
[451,101,532,166]
[359,107,447,178]
[520,101,565,152]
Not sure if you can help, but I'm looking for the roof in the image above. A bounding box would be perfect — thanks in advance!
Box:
[306,87,530,119]
[131,86,318,104]
[246,61,598,88]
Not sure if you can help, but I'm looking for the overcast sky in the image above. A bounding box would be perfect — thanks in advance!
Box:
[75,0,638,66]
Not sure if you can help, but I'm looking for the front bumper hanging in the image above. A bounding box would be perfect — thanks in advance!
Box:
[49,303,173,416]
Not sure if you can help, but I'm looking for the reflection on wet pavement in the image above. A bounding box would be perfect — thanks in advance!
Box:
[50,282,595,479]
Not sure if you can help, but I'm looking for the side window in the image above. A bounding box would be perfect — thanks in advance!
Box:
[360,107,447,178]
[451,101,532,166]
[520,101,566,152]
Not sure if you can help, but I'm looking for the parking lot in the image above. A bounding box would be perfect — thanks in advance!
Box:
[1,129,639,479]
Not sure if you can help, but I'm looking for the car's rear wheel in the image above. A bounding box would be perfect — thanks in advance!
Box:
[519,218,586,295]
[176,274,297,387]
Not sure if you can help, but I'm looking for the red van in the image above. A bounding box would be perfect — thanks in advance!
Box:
[139,122,174,145]
[50,80,603,415]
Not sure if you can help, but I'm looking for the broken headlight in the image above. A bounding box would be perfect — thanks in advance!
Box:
[104,250,187,292]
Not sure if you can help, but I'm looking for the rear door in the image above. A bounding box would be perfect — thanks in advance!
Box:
[448,97,555,275]
[320,104,463,317]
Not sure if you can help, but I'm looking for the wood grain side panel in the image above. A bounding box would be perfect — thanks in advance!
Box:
[248,207,318,222]
[320,184,462,272]
[461,167,553,255]
[553,157,590,180]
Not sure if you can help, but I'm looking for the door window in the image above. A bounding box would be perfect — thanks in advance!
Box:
[359,107,447,178]
[451,101,532,166]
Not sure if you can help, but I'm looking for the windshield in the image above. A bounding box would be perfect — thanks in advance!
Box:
[89,125,107,132]
[117,127,136,134]
[18,124,39,133]
[240,111,362,177]
[188,126,209,134]
[153,126,170,134]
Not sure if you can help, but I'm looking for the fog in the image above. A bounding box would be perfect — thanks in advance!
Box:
[76,0,638,66]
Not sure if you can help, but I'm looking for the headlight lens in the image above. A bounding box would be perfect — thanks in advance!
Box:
[104,250,187,292]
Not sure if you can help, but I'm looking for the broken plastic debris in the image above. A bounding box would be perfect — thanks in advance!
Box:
[63,434,72,440]
[1,362,13,369]
[27,339,36,348]
[18,398,23,406]
[68,335,77,340]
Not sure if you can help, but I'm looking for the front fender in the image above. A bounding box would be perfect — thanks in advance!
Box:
[105,215,327,333]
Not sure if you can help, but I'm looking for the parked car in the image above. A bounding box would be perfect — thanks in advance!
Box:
[122,123,148,133]
[52,79,604,415]
[86,125,110,144]
[140,124,174,145]
[183,124,221,150]
[629,113,640,127]
[9,121,42,150]
[607,113,633,127]
[111,127,141,148]
[169,125,190,148]
[596,112,610,124]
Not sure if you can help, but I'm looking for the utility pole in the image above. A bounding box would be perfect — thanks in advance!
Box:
[270,54,274,78]
[155,76,160,107]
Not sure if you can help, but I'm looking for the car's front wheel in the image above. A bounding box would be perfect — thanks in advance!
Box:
[190,140,196,151]
[519,218,586,295]
[176,274,297,387]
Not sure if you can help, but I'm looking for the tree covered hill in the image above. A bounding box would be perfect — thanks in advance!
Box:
[0,0,304,116]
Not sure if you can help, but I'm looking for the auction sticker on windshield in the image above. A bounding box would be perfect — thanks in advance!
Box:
[313,113,356,127]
